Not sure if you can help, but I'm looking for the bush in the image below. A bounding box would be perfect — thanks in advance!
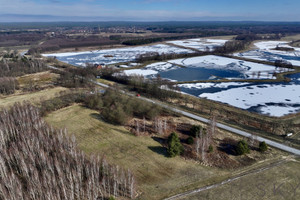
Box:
[186,136,194,145]
[209,145,214,153]
[99,89,162,125]
[84,94,103,110]
[167,132,184,157]
[236,140,250,155]
[102,103,129,125]
[259,141,268,152]
[190,125,202,137]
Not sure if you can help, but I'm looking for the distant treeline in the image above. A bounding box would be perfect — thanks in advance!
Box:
[0,32,44,47]
[99,67,181,101]
[215,34,281,54]
[28,35,119,54]
[0,56,47,77]
[0,55,48,95]
[122,37,163,45]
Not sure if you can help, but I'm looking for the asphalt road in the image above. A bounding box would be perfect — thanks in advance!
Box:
[48,65,300,156]
[92,77,300,156]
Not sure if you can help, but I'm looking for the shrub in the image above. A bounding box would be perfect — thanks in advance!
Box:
[167,132,184,157]
[209,145,214,153]
[190,125,202,137]
[259,141,268,152]
[99,89,162,125]
[236,140,250,155]
[186,136,194,145]
[84,94,103,110]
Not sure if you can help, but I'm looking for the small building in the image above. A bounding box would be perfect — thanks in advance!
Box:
[94,64,105,70]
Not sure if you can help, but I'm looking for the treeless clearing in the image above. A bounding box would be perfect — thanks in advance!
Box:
[45,104,286,200]
[0,86,68,108]
[178,159,300,200]
[17,71,59,88]
[281,34,300,41]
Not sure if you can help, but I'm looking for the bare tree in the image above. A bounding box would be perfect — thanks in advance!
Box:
[0,103,136,200]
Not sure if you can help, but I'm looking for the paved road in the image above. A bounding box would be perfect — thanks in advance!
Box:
[48,65,300,156]
[155,101,300,155]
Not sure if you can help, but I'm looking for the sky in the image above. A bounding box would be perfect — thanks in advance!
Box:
[0,0,300,22]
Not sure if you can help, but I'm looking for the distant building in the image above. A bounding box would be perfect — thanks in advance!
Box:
[94,64,104,70]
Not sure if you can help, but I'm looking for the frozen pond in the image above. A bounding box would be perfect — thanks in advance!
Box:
[42,44,194,66]
[234,41,300,66]
[124,55,291,80]
[123,55,299,117]
[166,38,228,51]
[179,73,300,117]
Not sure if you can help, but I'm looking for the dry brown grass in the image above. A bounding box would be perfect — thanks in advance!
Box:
[45,104,286,200]
[0,86,68,109]
[17,71,59,88]
[178,158,300,200]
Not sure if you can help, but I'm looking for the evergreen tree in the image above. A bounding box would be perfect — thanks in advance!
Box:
[259,141,268,152]
[236,140,250,155]
[190,125,201,137]
[167,132,184,157]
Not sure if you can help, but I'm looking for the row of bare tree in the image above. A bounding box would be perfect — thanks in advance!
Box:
[0,103,136,200]
[0,57,47,77]
[0,77,19,94]
[195,116,217,163]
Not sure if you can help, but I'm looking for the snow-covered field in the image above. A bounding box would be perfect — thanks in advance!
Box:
[166,38,227,51]
[235,41,300,66]
[123,69,158,76]
[122,62,180,76]
[145,62,179,72]
[179,82,250,90]
[199,83,300,117]
[42,44,194,66]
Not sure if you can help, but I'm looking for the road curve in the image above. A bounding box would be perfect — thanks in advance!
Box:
[96,79,300,156]
[47,65,300,156]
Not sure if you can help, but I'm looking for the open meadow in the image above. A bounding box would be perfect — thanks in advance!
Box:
[178,158,300,200]
[45,104,286,200]
[0,86,67,109]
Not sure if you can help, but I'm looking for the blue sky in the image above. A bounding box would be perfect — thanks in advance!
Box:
[0,0,300,22]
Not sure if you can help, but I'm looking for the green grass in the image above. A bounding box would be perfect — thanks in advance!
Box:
[45,105,231,200]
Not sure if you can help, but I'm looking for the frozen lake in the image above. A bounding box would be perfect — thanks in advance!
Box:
[43,42,299,117]
[179,73,300,117]
[124,55,291,80]
[42,44,194,66]
[166,38,228,51]
[124,55,299,117]
[235,41,300,66]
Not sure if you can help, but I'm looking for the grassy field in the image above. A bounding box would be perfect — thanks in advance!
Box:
[96,78,115,86]
[45,104,286,200]
[281,34,300,42]
[178,159,300,200]
[17,71,59,89]
[0,86,68,109]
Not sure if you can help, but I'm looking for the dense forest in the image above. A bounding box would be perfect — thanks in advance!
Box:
[0,103,136,199]
[0,55,48,95]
